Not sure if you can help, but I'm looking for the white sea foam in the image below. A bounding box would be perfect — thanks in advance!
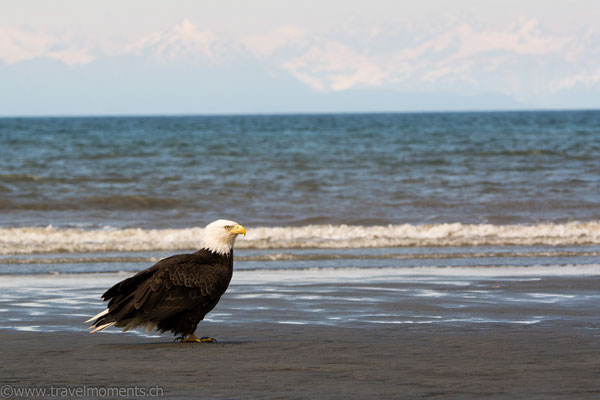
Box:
[1,221,600,254]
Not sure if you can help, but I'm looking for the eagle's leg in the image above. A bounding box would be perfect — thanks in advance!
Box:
[178,333,218,343]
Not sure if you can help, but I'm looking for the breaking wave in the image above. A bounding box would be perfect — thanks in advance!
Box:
[1,221,600,255]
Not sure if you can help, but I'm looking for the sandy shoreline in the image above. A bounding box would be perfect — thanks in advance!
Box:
[1,272,599,398]
[1,321,599,399]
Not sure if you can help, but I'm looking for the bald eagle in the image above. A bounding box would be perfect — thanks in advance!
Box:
[86,219,246,342]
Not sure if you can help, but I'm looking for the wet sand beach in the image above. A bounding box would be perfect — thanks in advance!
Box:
[1,322,599,399]
[1,273,599,399]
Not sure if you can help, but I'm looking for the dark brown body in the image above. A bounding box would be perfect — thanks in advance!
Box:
[89,249,234,336]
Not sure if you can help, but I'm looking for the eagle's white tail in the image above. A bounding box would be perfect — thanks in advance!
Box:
[89,321,116,333]
[85,308,109,323]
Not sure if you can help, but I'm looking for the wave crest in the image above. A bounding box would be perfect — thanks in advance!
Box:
[1,221,600,255]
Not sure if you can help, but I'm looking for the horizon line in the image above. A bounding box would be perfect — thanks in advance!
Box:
[1,107,599,119]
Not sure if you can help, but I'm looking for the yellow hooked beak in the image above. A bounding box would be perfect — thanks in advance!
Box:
[230,224,246,236]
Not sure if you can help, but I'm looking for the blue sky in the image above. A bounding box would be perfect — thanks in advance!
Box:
[1,0,599,115]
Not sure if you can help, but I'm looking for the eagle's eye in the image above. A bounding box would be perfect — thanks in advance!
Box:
[224,225,233,230]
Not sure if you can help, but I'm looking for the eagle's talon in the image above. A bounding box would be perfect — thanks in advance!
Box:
[176,334,217,343]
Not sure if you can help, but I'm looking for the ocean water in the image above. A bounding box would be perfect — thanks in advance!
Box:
[2,111,600,229]
[1,111,599,332]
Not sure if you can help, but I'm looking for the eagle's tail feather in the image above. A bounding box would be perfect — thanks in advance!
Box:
[89,321,116,333]
[85,308,109,323]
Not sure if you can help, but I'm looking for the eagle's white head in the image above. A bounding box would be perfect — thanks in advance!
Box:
[201,219,246,255]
